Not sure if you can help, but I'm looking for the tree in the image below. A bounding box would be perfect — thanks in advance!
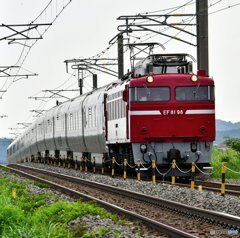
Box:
[226,138,240,153]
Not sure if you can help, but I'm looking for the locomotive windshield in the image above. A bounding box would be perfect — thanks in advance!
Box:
[175,86,214,101]
[129,87,170,102]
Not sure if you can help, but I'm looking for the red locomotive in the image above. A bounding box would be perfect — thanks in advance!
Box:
[107,54,215,176]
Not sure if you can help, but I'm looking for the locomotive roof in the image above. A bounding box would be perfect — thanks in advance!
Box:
[132,53,195,78]
[135,53,195,67]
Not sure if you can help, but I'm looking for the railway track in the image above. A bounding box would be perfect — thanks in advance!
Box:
[159,180,240,196]
[29,159,240,196]
[40,159,240,196]
[6,163,240,237]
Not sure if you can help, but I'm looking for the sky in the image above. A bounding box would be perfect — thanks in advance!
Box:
[0,0,240,138]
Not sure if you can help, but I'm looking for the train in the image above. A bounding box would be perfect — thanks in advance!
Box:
[7,54,215,176]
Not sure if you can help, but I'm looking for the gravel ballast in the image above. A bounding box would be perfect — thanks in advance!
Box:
[22,162,240,218]
[68,215,161,238]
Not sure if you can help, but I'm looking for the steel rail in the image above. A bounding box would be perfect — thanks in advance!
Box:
[195,180,240,192]
[3,164,196,238]
[160,180,240,196]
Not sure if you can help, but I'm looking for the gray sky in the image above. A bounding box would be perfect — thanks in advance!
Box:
[1,0,240,138]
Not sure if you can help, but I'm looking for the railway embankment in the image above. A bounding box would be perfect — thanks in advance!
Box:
[7,163,240,237]
[0,167,164,238]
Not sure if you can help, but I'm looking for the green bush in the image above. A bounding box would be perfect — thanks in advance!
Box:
[211,147,240,179]
[226,138,240,152]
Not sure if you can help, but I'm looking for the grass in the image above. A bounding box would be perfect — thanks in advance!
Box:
[82,227,111,238]
[0,165,10,172]
[33,181,49,188]
[0,174,124,238]
[211,146,240,179]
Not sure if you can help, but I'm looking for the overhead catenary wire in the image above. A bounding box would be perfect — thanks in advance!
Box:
[25,69,92,124]
[141,0,195,15]
[0,0,74,99]
[209,2,240,14]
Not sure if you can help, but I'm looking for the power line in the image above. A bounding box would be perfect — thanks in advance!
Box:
[0,0,74,99]
[141,0,195,14]
[2,1,75,136]
[209,2,240,14]
[209,0,223,8]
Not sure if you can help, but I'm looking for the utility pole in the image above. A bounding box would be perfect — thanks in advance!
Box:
[196,0,209,76]
[118,34,124,79]
[77,68,83,95]
[93,74,97,90]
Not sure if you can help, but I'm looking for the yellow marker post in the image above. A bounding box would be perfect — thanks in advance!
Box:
[137,159,141,181]
[80,157,83,172]
[172,160,176,185]
[12,188,16,199]
[191,162,195,190]
[198,185,202,192]
[123,159,127,180]
[221,162,226,196]
[152,160,156,185]
[112,157,115,178]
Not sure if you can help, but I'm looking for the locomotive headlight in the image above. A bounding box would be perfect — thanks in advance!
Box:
[147,75,154,83]
[191,75,198,82]
[140,144,147,154]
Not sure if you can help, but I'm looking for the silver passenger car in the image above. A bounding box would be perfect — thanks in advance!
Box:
[8,83,112,163]
[82,88,107,154]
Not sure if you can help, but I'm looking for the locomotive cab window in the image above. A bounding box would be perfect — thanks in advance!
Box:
[175,86,214,101]
[129,87,170,102]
